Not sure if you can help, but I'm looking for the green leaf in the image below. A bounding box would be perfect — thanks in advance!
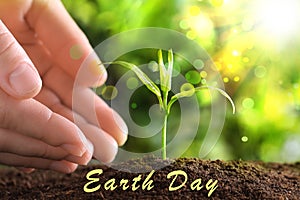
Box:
[195,86,235,114]
[166,49,173,92]
[167,83,195,113]
[167,85,235,114]
[158,49,167,93]
[111,61,161,97]
[158,49,174,94]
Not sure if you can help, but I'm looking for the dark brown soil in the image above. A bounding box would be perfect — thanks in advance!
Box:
[0,157,299,199]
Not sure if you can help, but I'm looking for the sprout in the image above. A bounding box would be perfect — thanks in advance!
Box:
[109,49,235,159]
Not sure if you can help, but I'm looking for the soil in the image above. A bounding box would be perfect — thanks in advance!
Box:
[0,157,299,200]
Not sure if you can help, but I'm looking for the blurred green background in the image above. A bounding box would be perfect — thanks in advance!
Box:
[62,0,300,162]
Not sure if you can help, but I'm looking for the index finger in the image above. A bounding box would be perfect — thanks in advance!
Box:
[25,0,107,87]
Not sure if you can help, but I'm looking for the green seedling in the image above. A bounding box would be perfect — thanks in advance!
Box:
[110,49,235,159]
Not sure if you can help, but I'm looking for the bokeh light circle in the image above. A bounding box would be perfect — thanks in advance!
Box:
[126,77,139,90]
[185,70,201,84]
[101,85,118,100]
[254,66,267,78]
[242,98,255,109]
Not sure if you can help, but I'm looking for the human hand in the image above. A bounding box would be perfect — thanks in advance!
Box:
[0,0,128,173]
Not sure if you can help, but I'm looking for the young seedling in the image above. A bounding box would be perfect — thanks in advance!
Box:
[110,49,235,159]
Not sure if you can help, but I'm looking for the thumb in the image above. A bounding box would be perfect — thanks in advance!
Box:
[0,20,41,99]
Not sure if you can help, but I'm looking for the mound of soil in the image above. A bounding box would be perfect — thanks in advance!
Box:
[0,157,299,199]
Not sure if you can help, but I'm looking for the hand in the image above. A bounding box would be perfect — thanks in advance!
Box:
[0,0,128,173]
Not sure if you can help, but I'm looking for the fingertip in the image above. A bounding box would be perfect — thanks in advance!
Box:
[117,133,128,146]
[61,144,85,157]
[0,21,42,99]
[94,146,117,164]
[16,167,36,174]
[93,64,107,87]
[49,161,78,174]
[8,62,42,99]
[97,107,128,146]
[65,149,93,166]
[112,110,128,146]
[66,163,78,174]
[76,53,108,87]
[86,139,94,157]
[60,126,93,158]
[69,139,94,166]
[94,138,118,164]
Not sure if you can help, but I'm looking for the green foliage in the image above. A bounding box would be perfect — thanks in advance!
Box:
[63,0,300,162]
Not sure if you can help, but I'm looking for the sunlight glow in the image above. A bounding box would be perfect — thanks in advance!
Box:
[255,0,300,39]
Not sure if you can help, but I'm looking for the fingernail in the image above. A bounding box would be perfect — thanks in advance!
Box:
[61,144,85,157]
[9,63,42,96]
[61,127,90,157]
[76,127,92,155]
[93,134,118,164]
[94,145,117,164]
[86,139,94,155]
[17,167,35,174]
[88,58,106,75]
[113,110,128,145]
[50,161,73,173]
[89,59,107,86]
[113,110,128,135]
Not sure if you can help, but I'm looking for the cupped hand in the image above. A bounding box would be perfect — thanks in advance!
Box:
[0,0,127,173]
